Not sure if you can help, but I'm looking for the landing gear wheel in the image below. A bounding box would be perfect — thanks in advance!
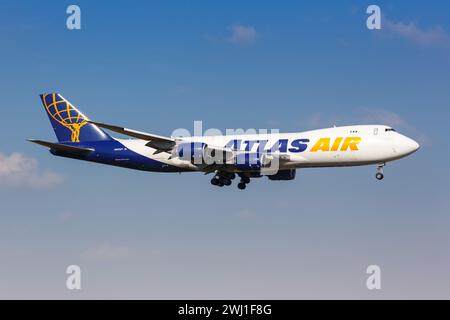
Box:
[242,177,250,184]
[222,179,232,186]
[375,163,385,181]
[237,182,246,190]
[210,178,219,186]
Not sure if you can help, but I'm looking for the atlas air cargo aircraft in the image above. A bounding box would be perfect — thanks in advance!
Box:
[29,93,420,190]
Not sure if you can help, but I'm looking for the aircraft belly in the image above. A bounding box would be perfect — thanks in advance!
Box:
[115,139,196,172]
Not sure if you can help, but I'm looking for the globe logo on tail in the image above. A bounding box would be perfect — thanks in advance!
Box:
[42,93,87,142]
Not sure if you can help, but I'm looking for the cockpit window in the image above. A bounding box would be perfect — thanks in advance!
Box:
[385,128,396,132]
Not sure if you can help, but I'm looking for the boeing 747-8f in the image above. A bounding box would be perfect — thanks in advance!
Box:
[29,94,420,190]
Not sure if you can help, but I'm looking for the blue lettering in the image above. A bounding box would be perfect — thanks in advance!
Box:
[225,139,241,150]
[243,140,257,151]
[257,140,269,153]
[269,139,289,153]
[289,139,309,152]
[226,138,309,153]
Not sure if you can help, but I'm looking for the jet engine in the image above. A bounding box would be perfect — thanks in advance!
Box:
[234,153,262,171]
[175,142,206,163]
[267,169,296,180]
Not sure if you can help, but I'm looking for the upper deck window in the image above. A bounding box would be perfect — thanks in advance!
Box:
[385,128,396,132]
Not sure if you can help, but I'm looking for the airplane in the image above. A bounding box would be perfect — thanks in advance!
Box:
[29,93,420,190]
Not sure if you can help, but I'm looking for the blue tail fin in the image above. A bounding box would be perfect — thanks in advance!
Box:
[40,93,112,143]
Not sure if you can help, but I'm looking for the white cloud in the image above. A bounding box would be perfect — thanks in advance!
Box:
[301,113,343,130]
[384,19,450,48]
[300,109,431,147]
[358,108,432,146]
[416,133,433,147]
[81,244,158,262]
[0,152,64,188]
[228,23,257,45]
[358,108,412,130]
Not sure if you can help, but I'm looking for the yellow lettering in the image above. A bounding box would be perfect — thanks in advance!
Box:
[330,137,343,151]
[311,138,330,152]
[340,137,361,151]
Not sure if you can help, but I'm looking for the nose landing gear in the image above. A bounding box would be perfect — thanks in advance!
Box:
[375,163,385,180]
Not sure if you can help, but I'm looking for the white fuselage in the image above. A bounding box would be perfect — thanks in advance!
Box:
[117,125,420,172]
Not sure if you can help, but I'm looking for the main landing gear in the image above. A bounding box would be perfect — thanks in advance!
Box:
[210,172,251,190]
[375,163,385,180]
[210,172,235,187]
[237,176,250,190]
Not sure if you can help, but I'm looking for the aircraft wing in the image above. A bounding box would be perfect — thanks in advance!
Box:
[88,121,176,151]
[28,139,95,154]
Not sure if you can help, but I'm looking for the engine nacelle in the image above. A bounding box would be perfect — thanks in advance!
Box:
[175,143,234,165]
[175,142,206,163]
[267,169,296,180]
[234,153,262,171]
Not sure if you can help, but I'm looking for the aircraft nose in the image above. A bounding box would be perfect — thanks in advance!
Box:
[401,135,420,155]
[410,139,420,152]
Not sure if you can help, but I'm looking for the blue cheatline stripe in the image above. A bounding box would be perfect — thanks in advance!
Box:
[50,139,191,173]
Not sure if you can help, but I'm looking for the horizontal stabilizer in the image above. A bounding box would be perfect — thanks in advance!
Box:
[88,121,176,151]
[27,139,95,154]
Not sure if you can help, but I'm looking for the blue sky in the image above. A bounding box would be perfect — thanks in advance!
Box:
[0,1,449,298]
